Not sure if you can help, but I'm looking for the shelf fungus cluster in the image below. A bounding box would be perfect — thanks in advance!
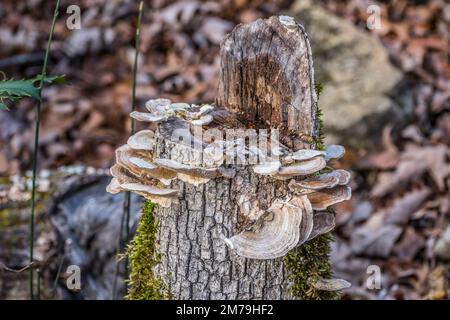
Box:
[107,98,352,265]
[225,145,351,260]
[107,99,232,207]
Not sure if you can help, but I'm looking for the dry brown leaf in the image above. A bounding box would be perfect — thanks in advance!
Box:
[384,187,431,225]
[393,227,425,261]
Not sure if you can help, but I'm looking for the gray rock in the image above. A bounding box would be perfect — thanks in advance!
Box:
[289,1,403,148]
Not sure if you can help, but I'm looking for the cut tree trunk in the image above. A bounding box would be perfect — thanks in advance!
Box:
[151,16,326,300]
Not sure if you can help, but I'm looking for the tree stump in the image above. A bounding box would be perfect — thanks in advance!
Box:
[155,16,318,300]
[110,16,351,300]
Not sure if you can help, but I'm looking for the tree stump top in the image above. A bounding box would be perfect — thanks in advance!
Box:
[217,16,318,149]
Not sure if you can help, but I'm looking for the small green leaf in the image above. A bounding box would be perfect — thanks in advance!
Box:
[0,74,65,111]
[0,79,40,101]
[33,74,66,85]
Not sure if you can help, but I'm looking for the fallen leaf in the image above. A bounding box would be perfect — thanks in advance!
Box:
[384,187,431,225]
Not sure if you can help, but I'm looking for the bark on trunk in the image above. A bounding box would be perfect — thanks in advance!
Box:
[152,16,322,300]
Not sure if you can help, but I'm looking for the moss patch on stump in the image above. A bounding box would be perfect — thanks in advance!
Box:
[126,201,170,300]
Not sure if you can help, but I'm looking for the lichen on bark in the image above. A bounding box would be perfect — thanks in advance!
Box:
[126,201,170,300]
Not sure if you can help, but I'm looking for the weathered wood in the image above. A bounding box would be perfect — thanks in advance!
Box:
[217,16,318,149]
[152,16,320,299]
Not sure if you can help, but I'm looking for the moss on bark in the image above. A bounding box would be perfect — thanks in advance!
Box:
[126,201,170,300]
[285,234,336,300]
[283,98,338,300]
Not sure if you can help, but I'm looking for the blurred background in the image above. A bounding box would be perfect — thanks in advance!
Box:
[0,0,449,299]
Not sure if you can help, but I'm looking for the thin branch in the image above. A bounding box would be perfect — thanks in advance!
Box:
[111,202,126,299]
[125,0,145,241]
[52,254,65,296]
[29,0,61,300]
[0,261,34,273]
[0,53,45,69]
[37,268,41,300]
[122,192,132,277]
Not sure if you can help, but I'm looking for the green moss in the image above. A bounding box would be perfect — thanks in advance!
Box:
[283,84,338,300]
[0,208,11,229]
[315,83,324,99]
[285,234,337,300]
[314,104,326,151]
[0,176,11,185]
[0,208,25,229]
[126,201,170,300]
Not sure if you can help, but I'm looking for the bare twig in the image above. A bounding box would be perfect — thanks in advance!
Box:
[112,0,144,300]
[111,203,126,299]
[52,254,65,296]
[0,261,34,273]
[37,268,41,300]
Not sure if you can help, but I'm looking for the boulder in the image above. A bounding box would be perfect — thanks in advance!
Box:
[289,1,404,148]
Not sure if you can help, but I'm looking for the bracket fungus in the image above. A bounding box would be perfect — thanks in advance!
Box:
[109,162,177,207]
[307,185,352,211]
[155,158,221,186]
[324,144,346,162]
[127,130,155,151]
[308,212,336,241]
[224,195,312,260]
[107,97,352,260]
[115,144,176,185]
[283,149,325,164]
[277,156,327,177]
[312,278,351,291]
[107,99,239,204]
[253,161,282,175]
[289,169,351,191]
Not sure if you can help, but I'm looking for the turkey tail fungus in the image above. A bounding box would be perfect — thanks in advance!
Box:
[108,16,351,299]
